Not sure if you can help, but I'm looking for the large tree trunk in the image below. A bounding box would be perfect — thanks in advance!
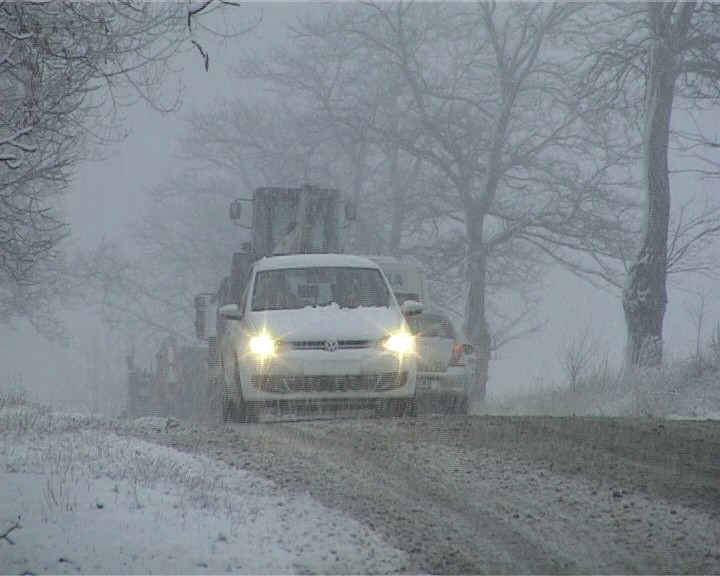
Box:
[622,9,676,367]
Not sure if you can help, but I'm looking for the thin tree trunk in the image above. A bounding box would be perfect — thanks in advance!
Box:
[466,249,492,402]
[349,151,379,254]
[465,204,491,401]
[388,144,404,258]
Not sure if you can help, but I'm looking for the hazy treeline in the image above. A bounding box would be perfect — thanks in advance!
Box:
[4,3,720,398]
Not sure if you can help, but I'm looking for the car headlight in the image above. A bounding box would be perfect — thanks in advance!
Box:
[248,334,276,356]
[383,331,414,354]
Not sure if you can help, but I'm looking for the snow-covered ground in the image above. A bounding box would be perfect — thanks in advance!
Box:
[2,359,718,575]
[0,403,408,575]
[489,358,720,420]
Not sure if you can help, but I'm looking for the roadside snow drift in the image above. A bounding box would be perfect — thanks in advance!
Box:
[0,407,408,575]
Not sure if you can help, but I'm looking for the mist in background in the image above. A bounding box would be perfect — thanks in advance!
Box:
[2,3,719,415]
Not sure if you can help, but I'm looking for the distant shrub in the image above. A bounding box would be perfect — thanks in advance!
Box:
[708,321,720,372]
[0,389,30,410]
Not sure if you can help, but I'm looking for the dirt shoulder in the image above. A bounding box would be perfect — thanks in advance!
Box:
[392,415,720,511]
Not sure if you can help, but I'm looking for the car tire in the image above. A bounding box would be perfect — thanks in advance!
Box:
[432,395,444,415]
[229,360,259,424]
[222,390,236,423]
[406,396,418,417]
[207,337,224,423]
[383,396,417,418]
[455,396,469,416]
[207,375,224,423]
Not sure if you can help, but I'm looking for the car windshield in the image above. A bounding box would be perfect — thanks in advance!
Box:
[251,266,391,311]
[406,312,457,339]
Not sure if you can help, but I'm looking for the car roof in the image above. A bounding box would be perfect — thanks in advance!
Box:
[365,255,400,265]
[253,253,383,272]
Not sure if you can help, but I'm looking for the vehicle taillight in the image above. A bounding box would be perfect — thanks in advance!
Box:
[449,342,465,366]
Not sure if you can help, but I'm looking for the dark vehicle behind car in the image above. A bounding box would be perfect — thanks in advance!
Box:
[406,310,476,414]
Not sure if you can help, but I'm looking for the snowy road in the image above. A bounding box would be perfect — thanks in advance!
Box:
[132,414,720,574]
[3,403,720,574]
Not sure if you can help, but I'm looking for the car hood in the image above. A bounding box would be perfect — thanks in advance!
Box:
[248,304,403,342]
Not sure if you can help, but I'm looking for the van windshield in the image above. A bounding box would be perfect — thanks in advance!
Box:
[251,267,391,311]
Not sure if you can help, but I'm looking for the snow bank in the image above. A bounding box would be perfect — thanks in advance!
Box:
[487,359,720,420]
[0,406,408,575]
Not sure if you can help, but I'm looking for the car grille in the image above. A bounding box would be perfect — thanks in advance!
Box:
[287,340,373,350]
[252,372,407,394]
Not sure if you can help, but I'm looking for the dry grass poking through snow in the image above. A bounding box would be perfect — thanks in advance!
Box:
[488,353,720,420]
[0,392,410,575]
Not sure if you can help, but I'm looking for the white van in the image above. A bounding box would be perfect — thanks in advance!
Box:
[368,256,430,305]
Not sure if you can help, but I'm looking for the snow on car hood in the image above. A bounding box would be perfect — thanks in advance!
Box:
[248,303,403,342]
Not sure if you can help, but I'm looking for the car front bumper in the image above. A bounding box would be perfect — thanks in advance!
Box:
[237,348,416,402]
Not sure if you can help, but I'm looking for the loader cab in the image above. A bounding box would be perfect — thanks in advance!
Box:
[252,185,344,260]
[198,184,353,343]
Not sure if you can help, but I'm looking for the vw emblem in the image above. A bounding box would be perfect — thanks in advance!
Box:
[324,338,339,352]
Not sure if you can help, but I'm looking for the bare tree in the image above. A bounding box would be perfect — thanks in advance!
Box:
[110,3,642,400]
[231,8,388,254]
[0,1,241,337]
[332,2,635,400]
[586,2,720,367]
[666,194,720,278]
[709,320,720,370]
[93,98,340,345]
[557,326,603,390]
[177,3,637,400]
[685,289,708,362]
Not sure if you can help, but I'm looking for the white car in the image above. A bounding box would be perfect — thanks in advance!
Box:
[405,310,476,415]
[218,254,421,422]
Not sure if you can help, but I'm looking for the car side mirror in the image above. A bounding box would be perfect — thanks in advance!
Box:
[400,300,423,316]
[229,200,243,221]
[219,304,243,320]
